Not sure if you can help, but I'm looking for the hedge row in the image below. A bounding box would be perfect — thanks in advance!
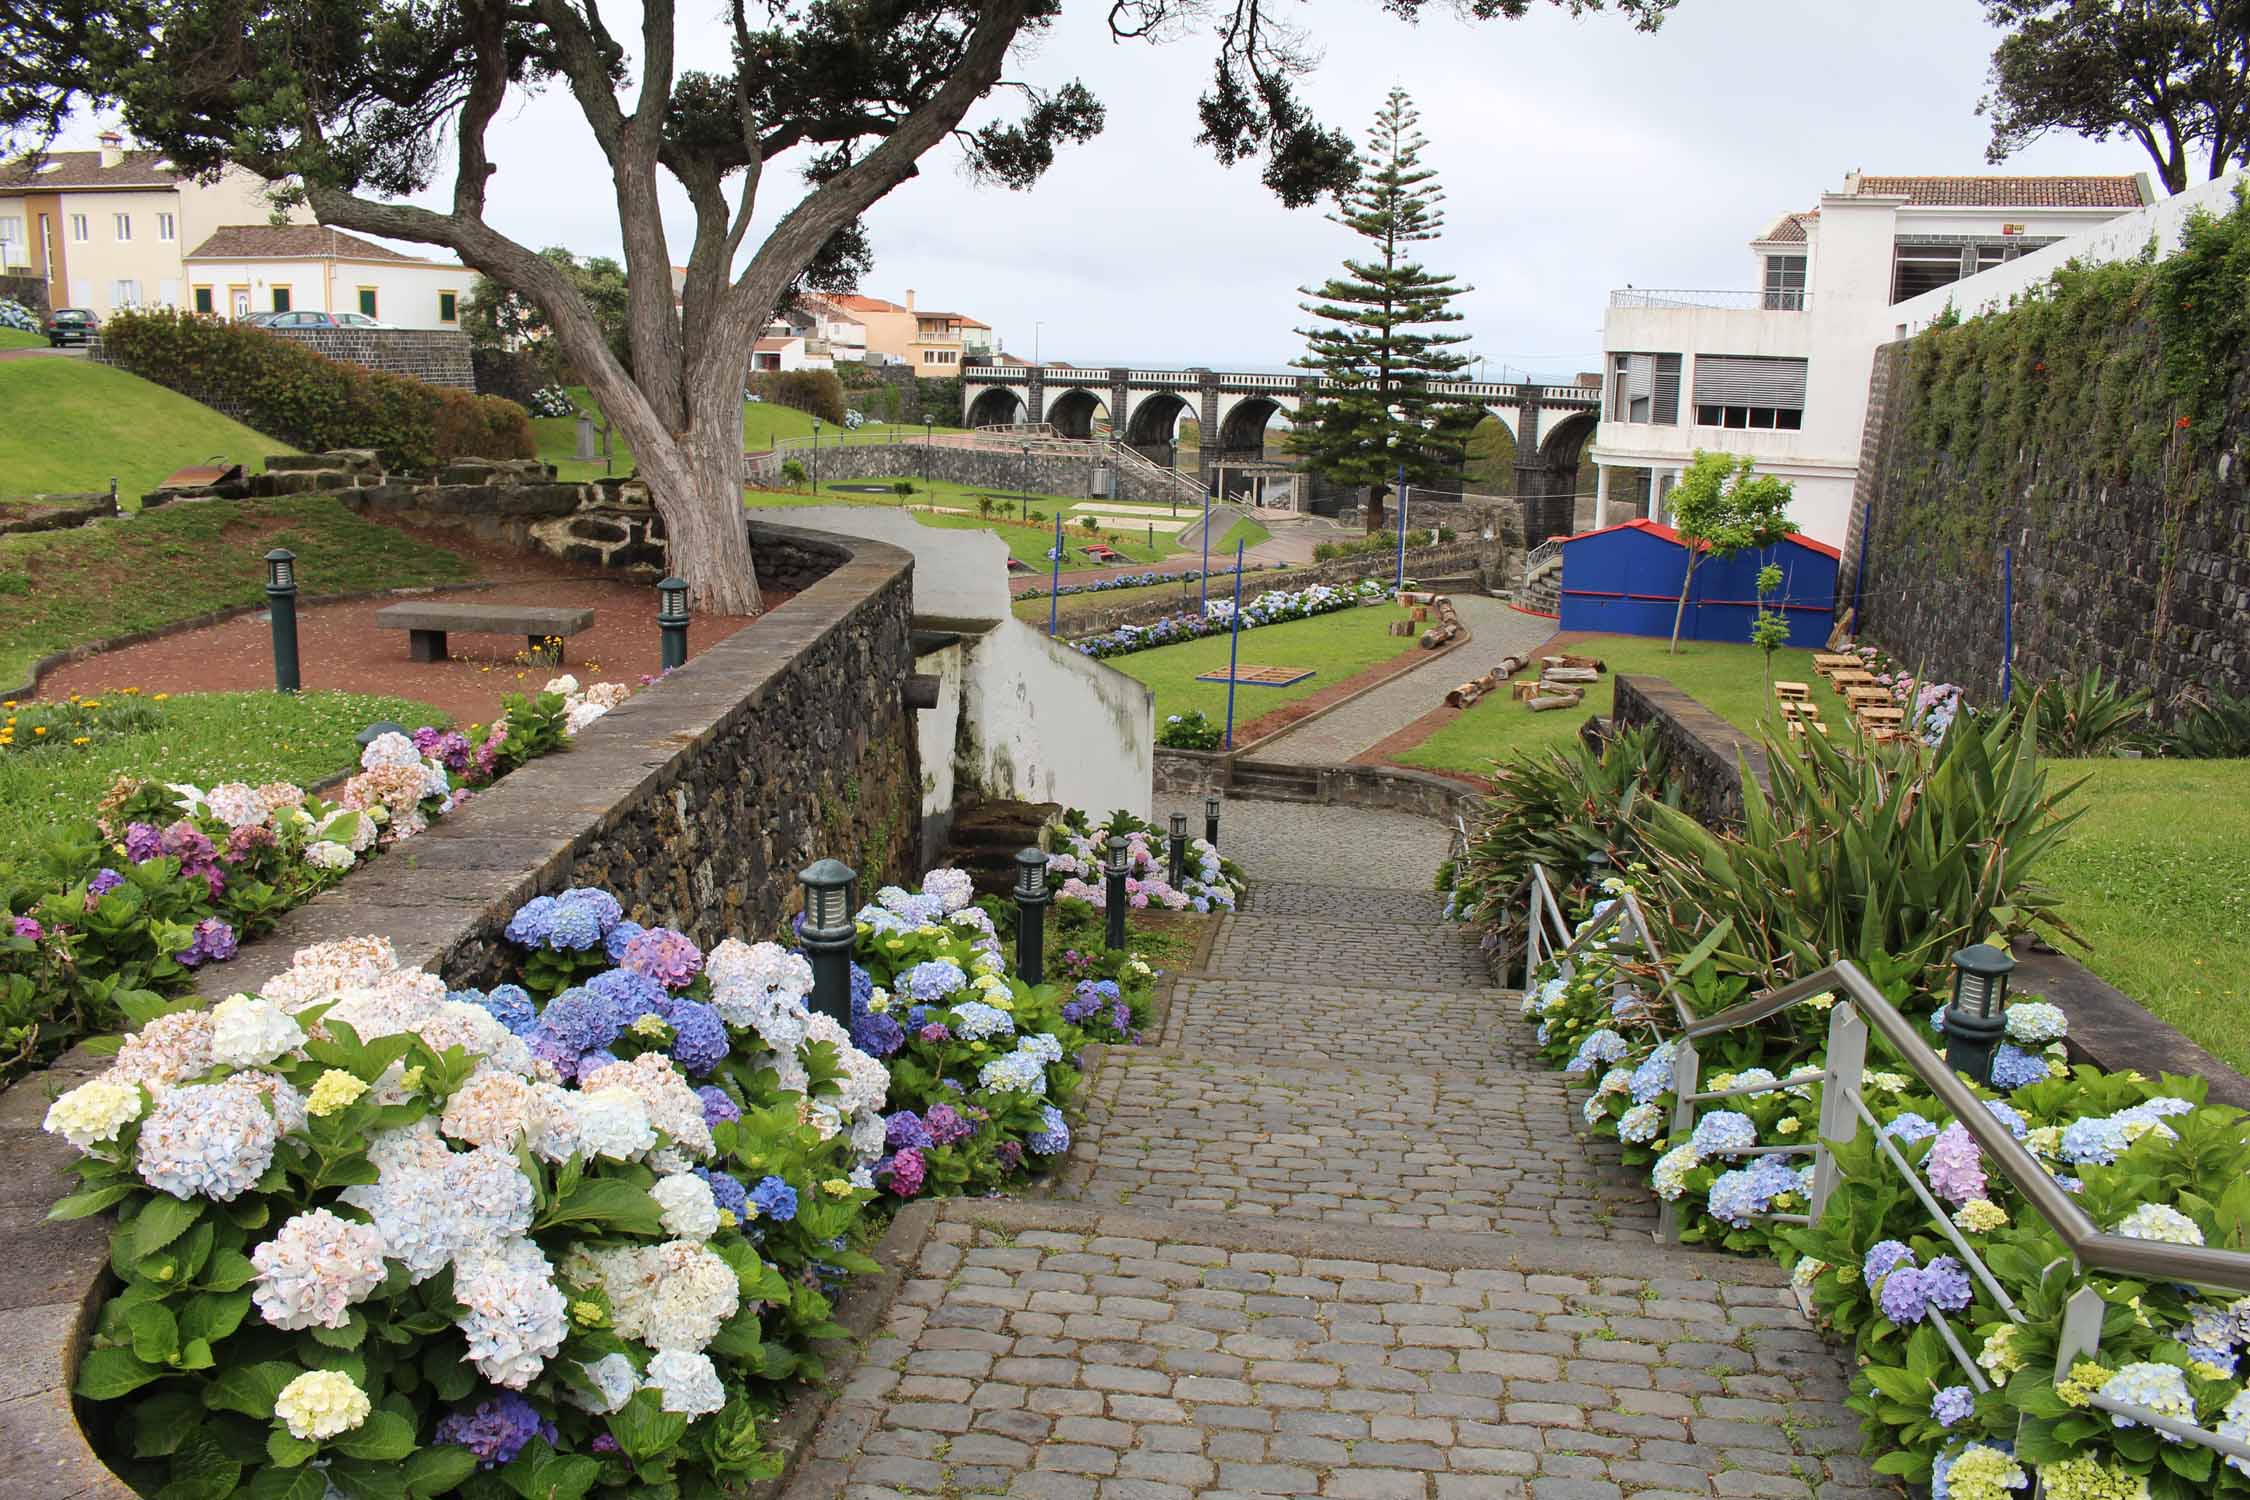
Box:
[97,309,534,470]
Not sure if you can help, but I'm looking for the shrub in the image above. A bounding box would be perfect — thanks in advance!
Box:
[1452,725,1676,928]
[2165,686,2250,758]
[1156,709,1224,750]
[525,385,578,419]
[778,459,807,490]
[2029,670,2151,756]
[891,480,915,498]
[97,309,533,469]
[749,369,845,424]
[0,297,37,333]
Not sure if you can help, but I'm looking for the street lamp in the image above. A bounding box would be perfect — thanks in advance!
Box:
[1168,813,1189,888]
[1943,943,2016,1086]
[1203,794,1221,848]
[811,416,822,494]
[265,548,301,693]
[356,720,407,747]
[657,575,690,671]
[797,858,857,1026]
[1103,835,1129,950]
[1014,847,1050,985]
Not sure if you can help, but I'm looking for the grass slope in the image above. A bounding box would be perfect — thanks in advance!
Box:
[1107,600,1414,729]
[0,496,477,686]
[754,477,1184,571]
[0,690,444,848]
[533,386,960,483]
[1396,634,1823,775]
[0,329,47,351]
[0,358,296,502]
[2043,757,2250,1072]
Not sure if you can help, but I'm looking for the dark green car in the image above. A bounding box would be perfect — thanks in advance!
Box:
[43,307,98,346]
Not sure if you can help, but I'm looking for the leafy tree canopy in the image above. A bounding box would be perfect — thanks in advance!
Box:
[1663,450,1796,653]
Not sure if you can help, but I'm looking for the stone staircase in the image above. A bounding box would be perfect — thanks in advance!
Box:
[780,812,1894,1500]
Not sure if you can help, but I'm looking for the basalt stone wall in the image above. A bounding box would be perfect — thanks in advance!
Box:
[746,442,1190,506]
[1152,747,1482,822]
[1607,674,1770,827]
[265,327,476,390]
[1847,323,2250,719]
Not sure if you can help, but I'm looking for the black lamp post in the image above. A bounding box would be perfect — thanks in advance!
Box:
[922,416,933,498]
[1586,849,1612,888]
[265,548,300,693]
[798,858,857,1026]
[811,417,822,493]
[1203,794,1221,849]
[657,576,691,671]
[1944,943,2016,1086]
[1014,847,1049,985]
[1168,813,1189,888]
[1103,835,1129,951]
[355,721,407,748]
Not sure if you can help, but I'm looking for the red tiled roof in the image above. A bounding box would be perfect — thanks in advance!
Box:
[185,224,439,264]
[0,148,184,192]
[1565,516,1841,560]
[833,294,905,313]
[1754,209,1817,244]
[1854,174,2147,209]
[753,337,795,352]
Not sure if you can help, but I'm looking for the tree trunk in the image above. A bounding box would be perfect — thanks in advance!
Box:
[1668,557,1697,654]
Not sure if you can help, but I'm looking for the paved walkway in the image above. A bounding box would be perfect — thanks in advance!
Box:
[786,798,1892,1500]
[1256,598,1557,765]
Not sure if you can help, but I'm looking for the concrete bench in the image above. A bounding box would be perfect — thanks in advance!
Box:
[375,602,594,665]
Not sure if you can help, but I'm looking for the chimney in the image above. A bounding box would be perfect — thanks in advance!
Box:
[904,288,916,311]
[97,131,124,169]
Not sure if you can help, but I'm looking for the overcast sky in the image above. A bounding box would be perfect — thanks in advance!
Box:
[64,0,2150,380]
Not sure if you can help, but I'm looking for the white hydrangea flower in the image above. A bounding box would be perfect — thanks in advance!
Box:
[207,994,307,1068]
[441,1068,544,1150]
[454,1236,569,1389]
[106,1009,217,1099]
[304,840,357,871]
[203,782,270,830]
[275,1370,371,1440]
[650,1173,721,1241]
[564,700,609,735]
[644,1349,726,1416]
[251,1208,389,1330]
[570,1353,641,1414]
[43,1077,144,1150]
[578,1054,713,1158]
[358,731,422,773]
[574,1086,658,1161]
[544,674,581,696]
[2116,1203,2205,1246]
[136,1077,280,1201]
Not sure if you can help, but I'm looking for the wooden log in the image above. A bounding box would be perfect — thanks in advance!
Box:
[1542,666,1600,685]
[1446,682,1484,708]
[1511,682,1538,701]
[1552,653,1607,672]
[1389,620,1416,637]
[1526,688,1585,713]
[1495,654,1529,678]
[1420,625,1458,649]
[1826,610,1855,651]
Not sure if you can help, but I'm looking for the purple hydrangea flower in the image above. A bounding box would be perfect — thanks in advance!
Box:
[1863,1240,1916,1285]
[918,1023,952,1043]
[925,1103,973,1145]
[1878,1266,1934,1324]
[1989,1044,2050,1091]
[1931,1386,1975,1428]
[86,868,125,903]
[886,1149,926,1196]
[622,927,703,989]
[899,960,968,1001]
[695,1167,748,1221]
[995,1140,1024,1172]
[603,919,646,962]
[12,916,42,942]
[532,985,626,1056]
[696,1085,741,1128]
[666,997,729,1074]
[1920,1256,1973,1313]
[176,917,237,968]
[454,983,537,1037]
[433,1393,556,1468]
[586,968,669,1017]
[1926,1123,1986,1206]
[1028,1105,1071,1156]
[749,1176,798,1223]
[1885,1112,1939,1144]
[886,1111,934,1151]
[123,822,163,863]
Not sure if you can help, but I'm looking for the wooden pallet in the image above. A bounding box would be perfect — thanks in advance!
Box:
[1773,680,1812,701]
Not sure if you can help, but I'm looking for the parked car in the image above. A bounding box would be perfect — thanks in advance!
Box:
[263,310,341,329]
[43,308,98,346]
[333,311,397,330]
[240,310,284,327]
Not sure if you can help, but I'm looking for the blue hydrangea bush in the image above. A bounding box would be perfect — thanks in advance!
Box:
[1072,578,1388,659]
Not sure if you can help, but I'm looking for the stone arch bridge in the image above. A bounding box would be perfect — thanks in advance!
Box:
[962,363,1600,538]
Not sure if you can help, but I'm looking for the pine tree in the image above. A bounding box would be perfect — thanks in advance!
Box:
[1291,88,1477,521]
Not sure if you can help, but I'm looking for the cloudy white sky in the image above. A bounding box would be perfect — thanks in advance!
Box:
[66,0,2152,379]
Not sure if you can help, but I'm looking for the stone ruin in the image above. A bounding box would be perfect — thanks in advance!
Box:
[149,450,671,576]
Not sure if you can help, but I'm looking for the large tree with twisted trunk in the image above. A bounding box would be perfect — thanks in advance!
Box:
[3,0,1673,612]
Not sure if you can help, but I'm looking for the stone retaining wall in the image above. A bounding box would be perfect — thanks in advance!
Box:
[0,493,117,534]
[1606,674,1771,826]
[0,518,923,1498]
[746,441,1189,506]
[1154,747,1482,823]
[263,327,476,390]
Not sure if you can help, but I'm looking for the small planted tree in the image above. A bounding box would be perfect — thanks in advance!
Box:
[1748,563,1791,694]
[1665,452,1797,654]
[780,459,808,492]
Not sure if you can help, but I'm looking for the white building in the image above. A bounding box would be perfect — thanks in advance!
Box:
[183,224,469,328]
[1589,171,2155,545]
[793,296,868,361]
[751,321,835,372]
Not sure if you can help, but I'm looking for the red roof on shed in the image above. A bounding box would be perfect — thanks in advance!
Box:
[1565,516,1840,559]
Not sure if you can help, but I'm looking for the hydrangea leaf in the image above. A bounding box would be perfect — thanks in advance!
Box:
[131,1194,203,1263]
[330,1410,416,1462]
[49,1184,136,1221]
[402,1446,479,1497]
[75,1345,165,1400]
[125,1302,180,1366]
[241,1466,329,1500]
[204,1360,302,1420]
[541,1178,664,1236]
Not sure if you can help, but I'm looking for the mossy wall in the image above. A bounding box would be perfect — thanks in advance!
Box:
[1848,195,2250,718]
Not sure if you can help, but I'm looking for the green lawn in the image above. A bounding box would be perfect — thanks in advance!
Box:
[1109,598,1414,729]
[1214,516,1273,557]
[0,496,477,686]
[759,477,1185,571]
[1395,634,1824,775]
[0,690,445,848]
[0,329,46,350]
[532,386,961,483]
[2042,757,2250,1072]
[0,358,296,503]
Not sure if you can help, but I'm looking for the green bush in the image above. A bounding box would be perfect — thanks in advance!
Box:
[1453,725,1677,928]
[2165,686,2250,758]
[750,369,846,424]
[96,309,533,469]
[2029,669,2151,756]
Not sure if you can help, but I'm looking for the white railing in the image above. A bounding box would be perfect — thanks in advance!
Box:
[1521,535,1566,589]
[951,365,1600,409]
[1607,288,1812,312]
[1513,863,2250,1469]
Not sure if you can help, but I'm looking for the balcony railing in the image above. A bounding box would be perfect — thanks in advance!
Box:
[1608,288,1811,312]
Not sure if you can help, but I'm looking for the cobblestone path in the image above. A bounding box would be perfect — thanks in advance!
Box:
[787,799,1894,1500]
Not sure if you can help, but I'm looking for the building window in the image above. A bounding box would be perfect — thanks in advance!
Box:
[113,213,131,242]
[1692,354,1808,430]
[357,287,378,318]
[110,279,142,308]
[1893,244,1970,302]
[157,212,176,242]
[271,286,292,312]
[437,290,458,323]
[192,286,214,315]
[69,213,88,242]
[1762,255,1807,310]
[1608,352,1681,425]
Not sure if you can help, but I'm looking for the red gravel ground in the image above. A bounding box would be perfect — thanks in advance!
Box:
[40,535,780,726]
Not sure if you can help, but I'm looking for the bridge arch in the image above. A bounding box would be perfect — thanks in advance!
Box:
[1045,386,1111,439]
[965,385,1026,429]
[1212,393,1296,461]
[1539,409,1600,479]
[1123,390,1194,452]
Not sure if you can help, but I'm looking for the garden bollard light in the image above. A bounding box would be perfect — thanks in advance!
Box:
[265,548,301,693]
[1204,794,1221,849]
[657,575,691,671]
[1168,813,1189,888]
[1104,835,1129,951]
[356,721,407,748]
[1943,942,2015,1087]
[1014,847,1050,985]
[798,857,857,1027]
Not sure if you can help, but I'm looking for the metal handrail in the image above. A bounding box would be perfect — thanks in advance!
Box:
[1522,536,1565,591]
[1606,288,1813,312]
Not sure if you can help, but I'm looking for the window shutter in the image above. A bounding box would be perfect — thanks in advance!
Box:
[1651,355,1681,424]
[1691,356,1808,409]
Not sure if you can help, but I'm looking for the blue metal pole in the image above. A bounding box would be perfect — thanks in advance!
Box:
[2001,545,2014,703]
[1223,539,1246,749]
[1048,511,1063,637]
[1200,488,1211,615]
[1395,463,1407,591]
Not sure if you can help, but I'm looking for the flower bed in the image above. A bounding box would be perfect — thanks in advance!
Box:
[1043,809,1244,915]
[0,678,630,1089]
[1070,579,1389,660]
[1016,565,1271,603]
[48,861,1104,1498]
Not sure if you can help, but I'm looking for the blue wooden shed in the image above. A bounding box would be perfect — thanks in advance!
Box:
[1555,519,1841,650]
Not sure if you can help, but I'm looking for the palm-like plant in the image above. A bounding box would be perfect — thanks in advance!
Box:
[2028,669,2151,756]
[2164,687,2250,758]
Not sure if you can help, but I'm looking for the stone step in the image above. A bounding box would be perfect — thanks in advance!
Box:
[1199,913,1497,989]
[1237,880,1453,924]
[1158,978,1539,1074]
[1063,1053,1658,1243]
